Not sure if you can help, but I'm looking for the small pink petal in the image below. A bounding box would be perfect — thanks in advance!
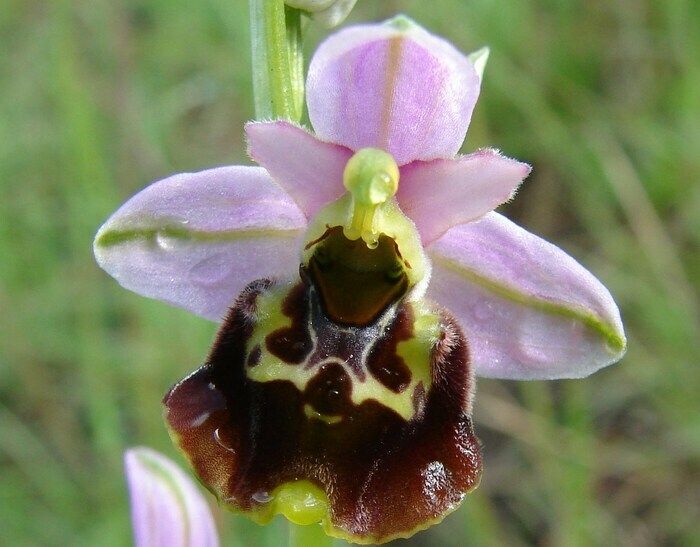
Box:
[397,150,531,244]
[94,166,307,321]
[428,213,626,379]
[125,447,219,547]
[246,121,351,218]
[306,17,481,166]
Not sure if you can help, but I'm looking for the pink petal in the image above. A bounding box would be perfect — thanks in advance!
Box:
[246,121,351,218]
[306,17,481,166]
[427,213,626,379]
[125,447,219,547]
[94,166,306,321]
[397,150,531,245]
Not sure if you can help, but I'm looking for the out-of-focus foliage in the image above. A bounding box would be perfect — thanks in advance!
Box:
[1,1,698,545]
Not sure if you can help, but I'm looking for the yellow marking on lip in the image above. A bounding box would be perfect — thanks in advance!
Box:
[245,286,441,421]
[304,404,343,425]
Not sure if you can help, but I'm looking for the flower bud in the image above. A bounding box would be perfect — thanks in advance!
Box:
[286,0,357,28]
[125,447,219,547]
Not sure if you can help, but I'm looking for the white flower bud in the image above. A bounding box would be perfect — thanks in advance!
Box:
[286,0,358,28]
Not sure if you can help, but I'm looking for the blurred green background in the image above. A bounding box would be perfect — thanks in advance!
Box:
[1,0,699,545]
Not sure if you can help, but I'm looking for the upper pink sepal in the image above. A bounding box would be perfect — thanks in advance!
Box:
[94,166,307,321]
[427,213,626,379]
[306,16,481,166]
[246,120,352,218]
[397,150,531,245]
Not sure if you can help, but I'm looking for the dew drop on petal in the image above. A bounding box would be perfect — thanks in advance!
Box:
[155,230,178,251]
[515,314,558,366]
[516,342,549,365]
[213,427,236,453]
[303,493,317,508]
[473,299,495,322]
[252,490,272,504]
[189,411,210,428]
[189,253,234,286]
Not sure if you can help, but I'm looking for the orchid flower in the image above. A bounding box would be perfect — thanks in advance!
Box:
[125,447,219,547]
[97,16,626,544]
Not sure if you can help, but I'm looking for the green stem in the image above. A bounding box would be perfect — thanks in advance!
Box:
[285,6,305,119]
[249,0,304,121]
[288,522,334,547]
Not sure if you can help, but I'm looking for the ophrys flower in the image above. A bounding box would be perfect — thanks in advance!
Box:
[96,16,626,544]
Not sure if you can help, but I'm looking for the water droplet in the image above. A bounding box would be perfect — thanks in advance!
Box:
[155,230,177,251]
[514,315,558,366]
[189,411,210,428]
[213,427,236,453]
[518,343,548,364]
[252,490,272,504]
[473,300,494,322]
[189,253,234,286]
